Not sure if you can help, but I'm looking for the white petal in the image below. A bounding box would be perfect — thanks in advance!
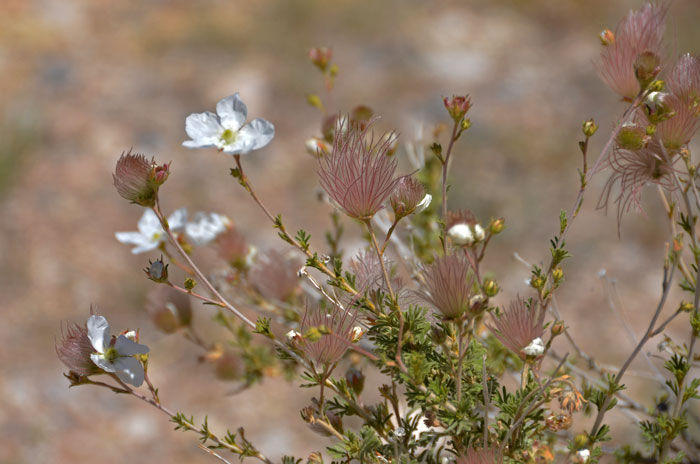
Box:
[234,118,275,154]
[114,335,150,356]
[90,353,116,372]
[87,315,110,353]
[114,231,149,246]
[216,94,247,131]
[185,212,229,246]
[113,356,145,387]
[167,208,188,230]
[137,209,164,237]
[184,111,223,148]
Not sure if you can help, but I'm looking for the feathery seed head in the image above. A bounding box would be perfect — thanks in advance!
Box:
[318,117,402,220]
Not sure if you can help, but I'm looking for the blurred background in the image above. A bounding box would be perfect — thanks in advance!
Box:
[2,0,700,462]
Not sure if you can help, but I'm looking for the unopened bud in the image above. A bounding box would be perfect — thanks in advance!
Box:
[309,47,332,72]
[351,326,364,342]
[184,277,196,291]
[430,326,447,345]
[144,256,169,283]
[582,119,598,137]
[551,320,566,336]
[483,278,499,297]
[552,267,564,282]
[490,217,505,234]
[149,161,170,186]
[306,94,323,110]
[634,51,661,89]
[447,224,474,246]
[307,452,324,464]
[443,95,472,122]
[305,137,331,157]
[599,29,615,46]
[616,122,647,150]
[473,224,486,242]
[345,366,365,396]
[680,301,694,312]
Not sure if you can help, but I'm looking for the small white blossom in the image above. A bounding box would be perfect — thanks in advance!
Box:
[416,194,432,213]
[286,330,301,341]
[473,224,486,241]
[447,223,474,246]
[183,93,275,155]
[87,315,149,387]
[185,212,231,246]
[351,326,364,342]
[115,208,187,254]
[305,137,330,157]
[522,337,545,357]
[394,427,406,438]
[576,449,590,463]
[469,294,485,307]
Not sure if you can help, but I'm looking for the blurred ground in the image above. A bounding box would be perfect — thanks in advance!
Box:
[1,0,700,463]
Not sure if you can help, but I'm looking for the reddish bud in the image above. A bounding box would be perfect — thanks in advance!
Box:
[309,47,332,72]
[443,95,472,122]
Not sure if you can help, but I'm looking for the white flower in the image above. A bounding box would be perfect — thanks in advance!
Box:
[87,315,150,387]
[416,194,432,213]
[286,330,301,341]
[473,224,486,241]
[185,212,231,246]
[576,449,590,463]
[115,208,187,254]
[351,326,364,342]
[183,93,275,155]
[447,223,474,246]
[522,337,545,357]
[469,294,485,307]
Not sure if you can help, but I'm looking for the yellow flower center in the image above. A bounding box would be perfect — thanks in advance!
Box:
[220,129,237,145]
[103,347,119,363]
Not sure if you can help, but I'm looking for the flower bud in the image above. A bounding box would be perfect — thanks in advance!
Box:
[616,122,647,150]
[680,301,694,312]
[443,95,472,122]
[490,217,505,234]
[634,51,661,89]
[305,137,331,157]
[551,320,566,337]
[307,452,323,464]
[552,267,564,282]
[149,161,170,186]
[309,47,332,72]
[345,366,365,396]
[144,256,169,283]
[483,278,499,297]
[447,224,474,246]
[644,92,676,124]
[599,29,615,46]
[582,118,598,137]
[473,224,486,242]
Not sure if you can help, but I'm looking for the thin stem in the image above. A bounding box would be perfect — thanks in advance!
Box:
[481,354,490,448]
[441,121,460,254]
[456,320,464,402]
[232,155,367,307]
[152,199,256,330]
[102,374,273,464]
